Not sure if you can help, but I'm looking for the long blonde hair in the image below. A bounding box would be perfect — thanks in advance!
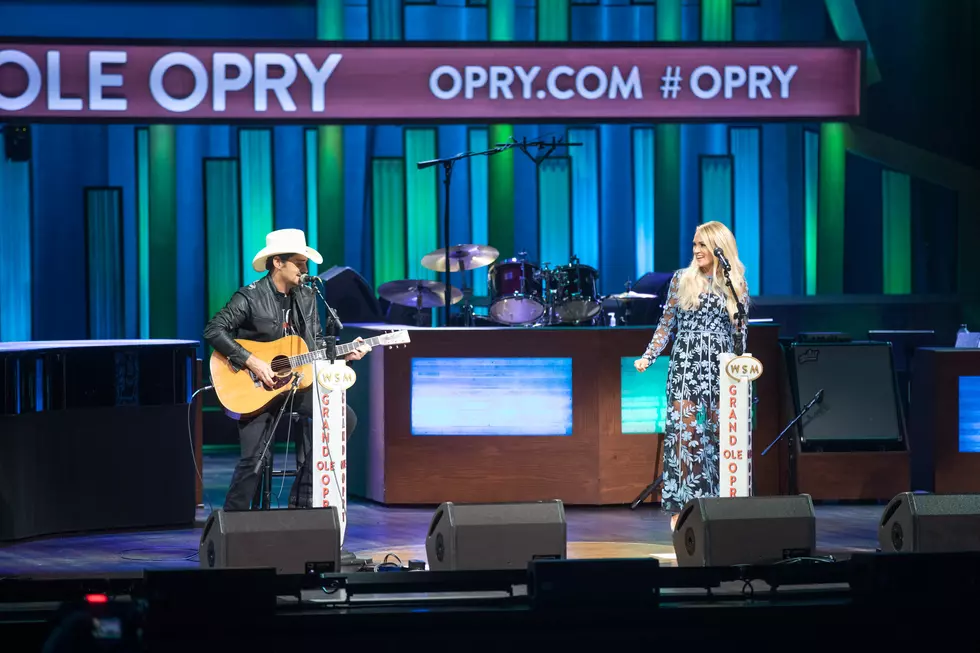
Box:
[676,221,748,324]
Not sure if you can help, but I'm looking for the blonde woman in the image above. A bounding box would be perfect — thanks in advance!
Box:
[633,221,750,532]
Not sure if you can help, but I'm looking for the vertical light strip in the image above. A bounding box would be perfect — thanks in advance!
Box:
[304,128,319,277]
[372,158,406,288]
[489,0,515,260]
[537,157,571,268]
[633,127,656,278]
[701,0,733,40]
[568,128,599,269]
[316,0,343,38]
[239,129,274,285]
[538,0,569,40]
[136,128,150,338]
[317,0,345,269]
[804,129,819,296]
[405,129,438,283]
[204,159,242,327]
[148,125,177,338]
[882,169,912,294]
[0,149,31,341]
[468,128,489,308]
[656,0,682,39]
[370,0,403,39]
[317,125,344,269]
[655,0,682,272]
[818,122,846,294]
[699,155,733,229]
[85,187,124,339]
[730,127,761,293]
[488,125,515,260]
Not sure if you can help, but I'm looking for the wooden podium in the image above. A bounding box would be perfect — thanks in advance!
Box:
[311,359,354,545]
[717,353,763,498]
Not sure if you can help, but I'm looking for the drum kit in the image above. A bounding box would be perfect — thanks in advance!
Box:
[377,244,657,327]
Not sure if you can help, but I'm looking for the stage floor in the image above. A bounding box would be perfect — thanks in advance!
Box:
[0,450,883,577]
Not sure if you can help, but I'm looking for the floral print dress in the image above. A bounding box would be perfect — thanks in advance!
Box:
[641,269,749,513]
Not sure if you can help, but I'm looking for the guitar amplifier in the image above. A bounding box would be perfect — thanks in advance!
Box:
[787,342,904,447]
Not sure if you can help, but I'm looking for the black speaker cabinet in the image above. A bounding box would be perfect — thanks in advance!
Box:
[786,341,905,449]
[425,500,567,571]
[317,265,384,324]
[673,495,816,567]
[879,492,980,553]
[199,508,342,574]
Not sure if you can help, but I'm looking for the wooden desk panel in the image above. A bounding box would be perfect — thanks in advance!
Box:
[909,348,980,494]
[354,325,782,505]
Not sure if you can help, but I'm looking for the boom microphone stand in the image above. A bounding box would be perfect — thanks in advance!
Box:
[762,388,823,496]
[417,135,582,327]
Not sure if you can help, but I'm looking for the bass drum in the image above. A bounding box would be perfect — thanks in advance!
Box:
[554,263,601,323]
[488,259,545,325]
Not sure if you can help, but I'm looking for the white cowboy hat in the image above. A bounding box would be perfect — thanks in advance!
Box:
[251,229,323,273]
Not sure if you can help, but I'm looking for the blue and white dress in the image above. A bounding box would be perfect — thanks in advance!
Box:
[642,270,749,513]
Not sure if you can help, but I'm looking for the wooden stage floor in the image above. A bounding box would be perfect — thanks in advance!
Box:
[0,450,883,577]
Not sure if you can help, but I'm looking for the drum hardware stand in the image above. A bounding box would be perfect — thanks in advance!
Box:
[413,285,426,327]
[620,279,634,326]
[417,135,581,327]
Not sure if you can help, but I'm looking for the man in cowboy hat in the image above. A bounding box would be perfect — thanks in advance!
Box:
[204,228,371,511]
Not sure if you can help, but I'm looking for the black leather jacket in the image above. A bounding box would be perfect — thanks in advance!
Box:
[204,274,326,372]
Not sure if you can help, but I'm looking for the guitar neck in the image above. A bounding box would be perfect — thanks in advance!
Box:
[288,334,388,367]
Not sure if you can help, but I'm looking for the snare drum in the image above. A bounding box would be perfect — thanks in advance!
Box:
[554,263,600,323]
[488,258,544,325]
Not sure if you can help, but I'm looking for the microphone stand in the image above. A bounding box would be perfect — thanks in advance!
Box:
[761,388,823,496]
[718,258,746,356]
[417,135,582,327]
[630,432,664,510]
[309,277,339,363]
[253,372,303,508]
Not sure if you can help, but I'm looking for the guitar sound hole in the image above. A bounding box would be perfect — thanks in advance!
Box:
[268,355,293,391]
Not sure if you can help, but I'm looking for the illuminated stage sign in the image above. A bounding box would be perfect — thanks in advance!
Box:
[959,376,980,453]
[0,41,862,122]
[410,357,573,436]
[621,356,669,434]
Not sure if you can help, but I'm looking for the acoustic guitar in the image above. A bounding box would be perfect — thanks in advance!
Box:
[209,330,411,415]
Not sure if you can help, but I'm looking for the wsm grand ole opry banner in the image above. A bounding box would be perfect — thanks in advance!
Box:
[0,39,862,122]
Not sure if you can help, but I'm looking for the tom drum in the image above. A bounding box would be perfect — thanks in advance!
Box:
[488,259,544,325]
[554,263,600,323]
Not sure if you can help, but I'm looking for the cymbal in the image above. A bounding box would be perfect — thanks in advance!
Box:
[421,244,499,272]
[377,279,463,308]
[607,290,658,301]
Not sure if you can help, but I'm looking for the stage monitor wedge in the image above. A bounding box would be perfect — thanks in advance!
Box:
[199,507,342,574]
[425,500,567,571]
[878,492,980,553]
[673,495,816,567]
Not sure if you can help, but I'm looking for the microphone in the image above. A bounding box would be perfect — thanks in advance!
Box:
[299,274,318,284]
[713,247,731,272]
